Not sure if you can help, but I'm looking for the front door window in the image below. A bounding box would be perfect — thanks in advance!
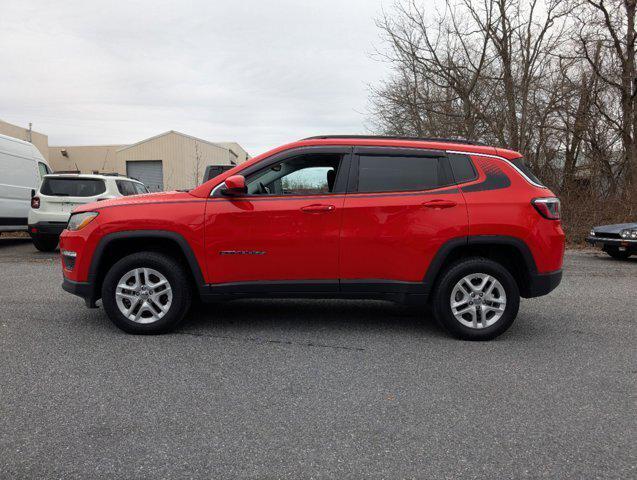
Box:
[37,162,50,180]
[245,154,342,196]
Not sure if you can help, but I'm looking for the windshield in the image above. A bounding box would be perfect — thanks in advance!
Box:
[40,178,106,197]
[511,158,544,186]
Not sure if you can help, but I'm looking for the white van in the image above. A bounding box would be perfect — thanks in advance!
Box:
[0,133,52,232]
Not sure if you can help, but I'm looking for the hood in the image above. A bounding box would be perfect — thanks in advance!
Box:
[592,222,637,234]
[72,190,197,214]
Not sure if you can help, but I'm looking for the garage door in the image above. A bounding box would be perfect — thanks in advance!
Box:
[126,161,163,192]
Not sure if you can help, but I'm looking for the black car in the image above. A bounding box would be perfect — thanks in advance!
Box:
[203,164,234,183]
[586,222,637,259]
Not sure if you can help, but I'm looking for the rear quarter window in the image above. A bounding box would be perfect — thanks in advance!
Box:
[116,180,138,196]
[133,183,149,194]
[448,154,477,183]
[511,157,544,186]
[40,178,106,197]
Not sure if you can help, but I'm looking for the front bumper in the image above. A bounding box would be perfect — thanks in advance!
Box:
[524,270,562,298]
[29,221,67,236]
[585,236,637,249]
[62,277,99,308]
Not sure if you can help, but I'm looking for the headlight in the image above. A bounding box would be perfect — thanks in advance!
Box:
[620,229,630,239]
[631,230,637,239]
[67,212,99,231]
[590,229,595,236]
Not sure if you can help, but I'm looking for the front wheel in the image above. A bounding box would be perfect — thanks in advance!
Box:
[432,257,520,341]
[101,252,192,334]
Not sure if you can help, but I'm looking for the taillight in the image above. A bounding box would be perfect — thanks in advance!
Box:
[532,197,560,220]
[31,196,40,209]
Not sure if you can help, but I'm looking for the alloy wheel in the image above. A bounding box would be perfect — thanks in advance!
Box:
[115,268,173,324]
[450,273,507,329]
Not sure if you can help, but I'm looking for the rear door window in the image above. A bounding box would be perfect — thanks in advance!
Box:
[357,155,449,193]
[40,178,106,197]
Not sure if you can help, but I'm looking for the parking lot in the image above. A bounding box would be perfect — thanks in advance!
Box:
[0,237,635,479]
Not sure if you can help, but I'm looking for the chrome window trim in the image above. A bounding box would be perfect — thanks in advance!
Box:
[211,182,225,197]
[446,150,547,189]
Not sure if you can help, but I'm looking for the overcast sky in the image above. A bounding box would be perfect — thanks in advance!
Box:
[0,0,401,155]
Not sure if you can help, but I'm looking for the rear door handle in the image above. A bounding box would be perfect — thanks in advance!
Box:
[300,204,335,213]
[422,199,457,209]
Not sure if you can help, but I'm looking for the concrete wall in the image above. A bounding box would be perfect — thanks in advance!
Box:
[48,145,124,173]
[116,131,236,190]
[0,119,49,160]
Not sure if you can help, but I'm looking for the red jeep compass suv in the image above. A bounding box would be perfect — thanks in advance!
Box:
[60,136,564,340]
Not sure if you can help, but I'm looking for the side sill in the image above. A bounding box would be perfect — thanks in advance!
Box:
[199,291,429,305]
[199,280,429,305]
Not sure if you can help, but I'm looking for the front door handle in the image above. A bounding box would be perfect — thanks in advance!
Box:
[422,199,457,209]
[300,204,335,213]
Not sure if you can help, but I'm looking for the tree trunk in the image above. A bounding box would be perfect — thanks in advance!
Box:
[626,0,637,198]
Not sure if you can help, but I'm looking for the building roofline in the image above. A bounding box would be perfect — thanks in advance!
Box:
[49,144,127,148]
[116,130,230,153]
[0,118,47,137]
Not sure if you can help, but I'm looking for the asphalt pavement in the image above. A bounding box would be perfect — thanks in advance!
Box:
[1,237,635,479]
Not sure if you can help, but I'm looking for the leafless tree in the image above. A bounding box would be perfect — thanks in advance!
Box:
[573,0,637,196]
[192,141,203,187]
[370,0,636,238]
[373,0,570,161]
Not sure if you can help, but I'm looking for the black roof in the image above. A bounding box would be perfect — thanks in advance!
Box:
[302,135,481,145]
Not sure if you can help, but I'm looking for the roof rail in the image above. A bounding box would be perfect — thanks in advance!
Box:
[301,135,480,145]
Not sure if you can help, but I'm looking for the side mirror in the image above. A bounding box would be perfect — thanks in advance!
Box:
[221,175,247,196]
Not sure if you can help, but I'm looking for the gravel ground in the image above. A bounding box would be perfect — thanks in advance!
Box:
[0,238,635,479]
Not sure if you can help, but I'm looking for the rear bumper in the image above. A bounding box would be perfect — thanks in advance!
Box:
[524,270,562,298]
[586,236,637,249]
[62,277,98,308]
[29,221,67,236]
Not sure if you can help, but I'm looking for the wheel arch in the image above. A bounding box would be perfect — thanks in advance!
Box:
[89,230,206,301]
[424,235,538,298]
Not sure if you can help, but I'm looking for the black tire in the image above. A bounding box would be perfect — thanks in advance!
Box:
[432,257,520,341]
[32,234,58,252]
[605,247,632,260]
[101,252,192,334]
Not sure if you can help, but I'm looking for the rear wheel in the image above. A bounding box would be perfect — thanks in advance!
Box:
[432,257,520,340]
[604,247,632,260]
[32,234,59,252]
[102,252,192,334]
